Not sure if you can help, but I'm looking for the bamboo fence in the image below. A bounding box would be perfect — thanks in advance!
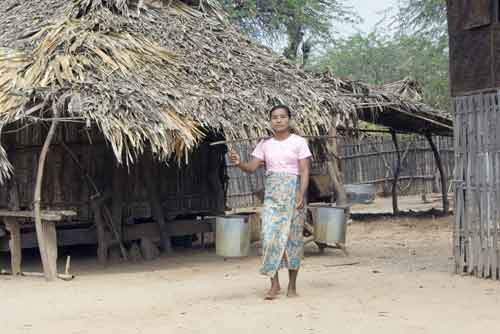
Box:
[454,92,500,279]
[226,135,454,209]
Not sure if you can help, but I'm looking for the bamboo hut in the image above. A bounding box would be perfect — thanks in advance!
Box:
[0,0,361,279]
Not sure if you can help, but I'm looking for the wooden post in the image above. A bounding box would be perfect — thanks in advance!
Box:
[426,133,450,215]
[6,178,21,274]
[33,113,59,281]
[390,130,401,215]
[112,165,124,237]
[4,218,21,275]
[90,197,108,265]
[143,153,172,253]
[326,125,348,206]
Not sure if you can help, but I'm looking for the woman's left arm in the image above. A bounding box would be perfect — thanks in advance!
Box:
[296,158,310,209]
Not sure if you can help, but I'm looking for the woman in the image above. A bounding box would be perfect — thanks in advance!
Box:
[230,105,311,300]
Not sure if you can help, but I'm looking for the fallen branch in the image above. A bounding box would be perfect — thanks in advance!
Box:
[323,262,360,268]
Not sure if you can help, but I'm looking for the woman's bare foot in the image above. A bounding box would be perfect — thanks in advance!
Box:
[264,286,280,300]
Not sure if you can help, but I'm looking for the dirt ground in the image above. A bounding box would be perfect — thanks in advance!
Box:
[2,214,500,334]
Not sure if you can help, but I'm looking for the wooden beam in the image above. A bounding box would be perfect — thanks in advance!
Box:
[390,130,401,215]
[426,133,450,214]
[0,210,76,221]
[33,112,59,281]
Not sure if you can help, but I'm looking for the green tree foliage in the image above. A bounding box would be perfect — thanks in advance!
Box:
[312,0,449,110]
[395,0,447,44]
[219,0,359,61]
[312,32,449,110]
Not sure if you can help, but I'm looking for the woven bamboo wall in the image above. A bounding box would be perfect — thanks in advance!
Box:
[0,124,226,223]
[453,92,500,279]
[226,135,454,209]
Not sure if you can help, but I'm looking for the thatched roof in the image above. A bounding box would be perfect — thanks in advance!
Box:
[317,75,453,136]
[0,0,360,181]
[0,0,451,183]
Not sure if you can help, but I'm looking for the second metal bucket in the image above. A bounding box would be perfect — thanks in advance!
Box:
[310,205,348,245]
[215,215,251,257]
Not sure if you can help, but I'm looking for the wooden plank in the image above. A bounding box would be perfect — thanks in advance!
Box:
[465,95,474,274]
[453,97,463,273]
[0,227,97,251]
[463,0,492,30]
[123,219,215,242]
[0,209,76,221]
[491,91,500,279]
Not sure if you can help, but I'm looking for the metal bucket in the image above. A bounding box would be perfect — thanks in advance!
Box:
[310,205,348,245]
[216,215,251,257]
[345,184,376,204]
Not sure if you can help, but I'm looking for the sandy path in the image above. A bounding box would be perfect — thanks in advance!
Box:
[2,216,500,334]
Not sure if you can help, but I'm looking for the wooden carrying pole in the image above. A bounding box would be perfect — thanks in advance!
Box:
[33,110,59,281]
[425,133,449,214]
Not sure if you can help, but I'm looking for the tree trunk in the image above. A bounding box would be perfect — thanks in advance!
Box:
[284,23,303,61]
[34,113,59,281]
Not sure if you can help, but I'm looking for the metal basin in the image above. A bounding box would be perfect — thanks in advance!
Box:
[309,204,348,245]
[345,184,376,204]
[216,215,250,257]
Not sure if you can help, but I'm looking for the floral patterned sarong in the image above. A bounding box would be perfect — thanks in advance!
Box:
[260,172,305,277]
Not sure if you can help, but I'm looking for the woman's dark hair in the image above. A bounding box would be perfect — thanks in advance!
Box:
[269,105,292,118]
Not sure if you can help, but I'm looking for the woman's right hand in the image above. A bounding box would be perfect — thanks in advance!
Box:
[229,150,241,166]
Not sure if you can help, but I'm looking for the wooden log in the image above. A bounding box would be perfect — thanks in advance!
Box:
[426,133,450,214]
[390,130,401,215]
[4,218,21,275]
[33,111,59,281]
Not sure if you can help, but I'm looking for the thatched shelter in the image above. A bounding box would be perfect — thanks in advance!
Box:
[0,0,453,279]
[0,0,363,279]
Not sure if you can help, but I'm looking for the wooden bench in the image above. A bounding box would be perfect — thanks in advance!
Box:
[0,210,77,279]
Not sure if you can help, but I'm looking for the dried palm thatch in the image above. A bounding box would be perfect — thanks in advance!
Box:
[317,73,453,136]
[0,0,361,183]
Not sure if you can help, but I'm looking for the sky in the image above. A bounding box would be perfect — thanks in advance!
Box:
[341,0,399,35]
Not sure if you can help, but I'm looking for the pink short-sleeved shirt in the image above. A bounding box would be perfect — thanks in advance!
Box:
[251,134,312,175]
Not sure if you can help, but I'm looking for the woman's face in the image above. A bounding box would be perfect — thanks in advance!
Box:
[270,108,290,133]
